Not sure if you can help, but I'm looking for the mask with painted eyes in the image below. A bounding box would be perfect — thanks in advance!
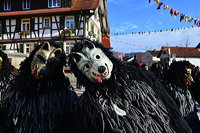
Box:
[70,40,113,83]
[31,42,62,79]
[184,68,193,85]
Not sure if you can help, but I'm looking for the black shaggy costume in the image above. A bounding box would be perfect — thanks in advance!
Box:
[190,66,200,104]
[69,41,191,133]
[163,61,200,133]
[0,50,14,94]
[0,42,78,133]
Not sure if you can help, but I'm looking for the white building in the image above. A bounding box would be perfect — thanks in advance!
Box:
[157,46,200,68]
[0,0,110,67]
[142,50,160,67]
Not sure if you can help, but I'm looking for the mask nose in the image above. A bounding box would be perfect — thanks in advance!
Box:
[38,69,45,75]
[98,66,106,73]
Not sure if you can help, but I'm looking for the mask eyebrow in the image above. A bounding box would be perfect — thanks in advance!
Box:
[37,55,46,62]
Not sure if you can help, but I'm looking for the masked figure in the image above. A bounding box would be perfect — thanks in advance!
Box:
[69,40,191,133]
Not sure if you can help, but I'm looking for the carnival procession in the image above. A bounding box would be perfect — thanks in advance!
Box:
[0,0,200,133]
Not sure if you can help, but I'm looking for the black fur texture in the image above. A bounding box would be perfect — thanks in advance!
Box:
[0,50,11,80]
[0,42,78,133]
[0,50,13,91]
[163,61,200,133]
[69,40,191,133]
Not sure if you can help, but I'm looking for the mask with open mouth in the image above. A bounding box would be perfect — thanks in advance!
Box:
[70,40,113,83]
[30,42,62,79]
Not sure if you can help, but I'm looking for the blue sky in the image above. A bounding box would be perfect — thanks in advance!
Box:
[107,0,200,53]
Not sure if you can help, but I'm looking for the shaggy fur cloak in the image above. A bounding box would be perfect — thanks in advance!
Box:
[163,61,200,133]
[0,43,78,133]
[0,50,14,94]
[69,41,191,133]
[0,50,15,133]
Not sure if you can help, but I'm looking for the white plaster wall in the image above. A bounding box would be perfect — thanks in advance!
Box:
[170,57,200,67]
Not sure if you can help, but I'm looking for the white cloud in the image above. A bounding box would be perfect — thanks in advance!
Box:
[111,22,139,33]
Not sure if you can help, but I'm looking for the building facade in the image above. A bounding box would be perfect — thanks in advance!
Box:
[157,46,200,68]
[0,0,110,67]
[142,50,160,67]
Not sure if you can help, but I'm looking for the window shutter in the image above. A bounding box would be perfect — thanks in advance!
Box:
[20,43,24,53]
[2,19,7,34]
[15,18,21,32]
[60,16,65,29]
[59,42,64,49]
[91,23,94,33]
[2,45,6,50]
[61,0,66,7]
[75,15,80,29]
[30,18,35,31]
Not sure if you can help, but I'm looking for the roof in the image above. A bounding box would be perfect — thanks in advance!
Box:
[147,50,160,57]
[196,43,200,49]
[135,54,143,63]
[0,0,100,17]
[158,46,200,57]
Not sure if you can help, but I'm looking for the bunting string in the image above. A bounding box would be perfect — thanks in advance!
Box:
[149,0,200,26]
[110,38,160,51]
[111,26,195,36]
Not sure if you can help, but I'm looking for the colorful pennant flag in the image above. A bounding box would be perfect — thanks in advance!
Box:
[149,0,200,26]
[111,26,196,36]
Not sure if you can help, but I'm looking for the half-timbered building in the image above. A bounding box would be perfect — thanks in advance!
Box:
[0,0,110,67]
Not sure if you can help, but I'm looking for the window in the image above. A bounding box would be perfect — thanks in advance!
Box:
[26,44,32,53]
[65,16,74,29]
[22,0,30,10]
[43,18,50,28]
[21,19,30,31]
[65,42,74,55]
[4,0,11,11]
[48,0,60,8]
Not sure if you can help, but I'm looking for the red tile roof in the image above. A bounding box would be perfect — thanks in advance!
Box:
[159,46,200,57]
[0,0,100,16]
[196,43,200,49]
[135,54,143,63]
[147,50,160,57]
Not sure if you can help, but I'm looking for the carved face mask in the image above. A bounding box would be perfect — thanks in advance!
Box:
[70,40,113,83]
[184,68,193,85]
[31,42,62,79]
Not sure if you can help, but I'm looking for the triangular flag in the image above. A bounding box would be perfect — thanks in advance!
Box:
[173,10,179,17]
[156,0,161,4]
[164,5,169,10]
[157,2,163,10]
[180,14,185,22]
[170,8,174,16]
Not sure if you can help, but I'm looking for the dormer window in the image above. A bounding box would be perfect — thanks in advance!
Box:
[22,0,30,10]
[4,0,11,11]
[48,0,61,8]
